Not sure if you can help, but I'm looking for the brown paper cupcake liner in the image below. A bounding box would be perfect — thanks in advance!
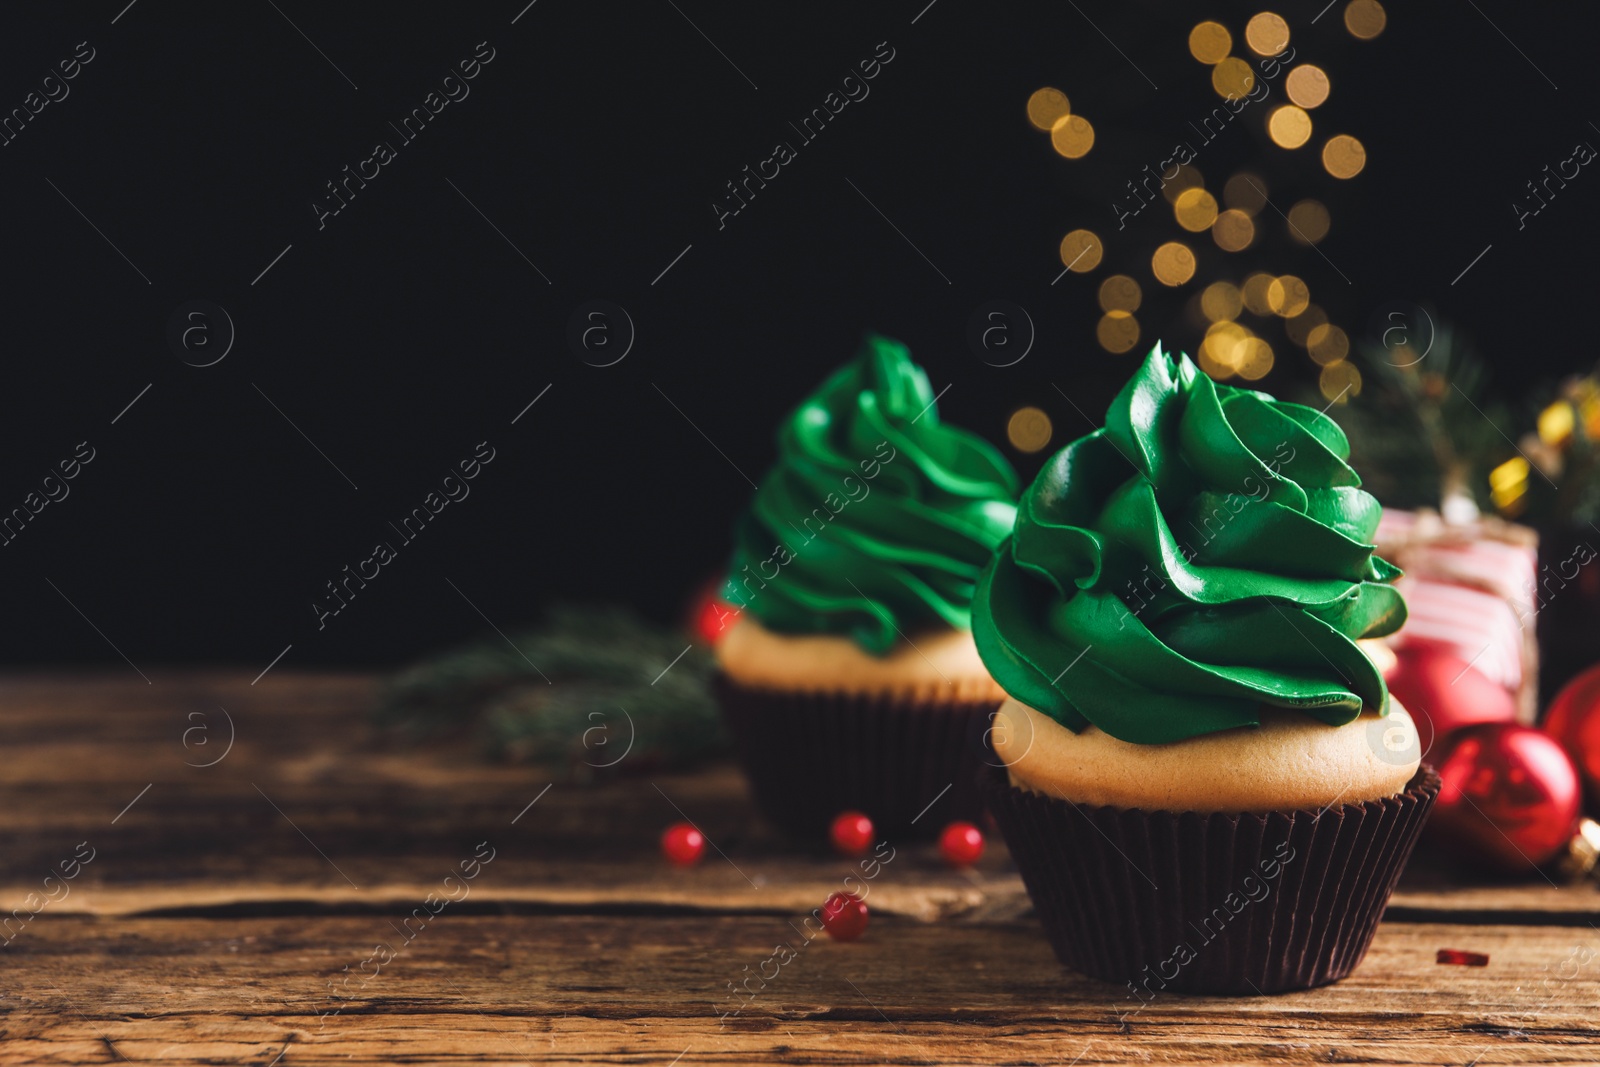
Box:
[715,673,1002,840]
[981,763,1439,995]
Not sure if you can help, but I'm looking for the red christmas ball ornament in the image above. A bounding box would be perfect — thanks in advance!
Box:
[1431,724,1583,873]
[938,821,985,867]
[829,811,875,857]
[820,891,869,941]
[1385,646,1518,757]
[661,822,706,866]
[1543,662,1600,807]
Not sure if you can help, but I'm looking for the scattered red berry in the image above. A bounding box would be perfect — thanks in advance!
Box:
[693,595,739,644]
[829,811,875,856]
[821,891,869,941]
[661,822,705,866]
[939,821,985,867]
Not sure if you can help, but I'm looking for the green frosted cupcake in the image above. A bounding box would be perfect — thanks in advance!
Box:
[975,344,1438,993]
[714,332,1019,838]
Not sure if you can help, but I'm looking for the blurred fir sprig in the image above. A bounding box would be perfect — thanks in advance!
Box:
[1327,317,1512,514]
[376,604,727,778]
[1327,311,1600,529]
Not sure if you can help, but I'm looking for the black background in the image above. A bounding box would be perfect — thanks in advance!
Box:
[0,0,1591,671]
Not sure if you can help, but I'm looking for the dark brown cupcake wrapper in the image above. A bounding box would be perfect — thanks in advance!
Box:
[981,762,1439,995]
[715,673,1003,840]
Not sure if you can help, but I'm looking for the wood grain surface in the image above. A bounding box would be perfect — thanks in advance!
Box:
[2,672,1598,1065]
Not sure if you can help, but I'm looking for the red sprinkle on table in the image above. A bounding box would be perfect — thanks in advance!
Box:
[1436,949,1490,966]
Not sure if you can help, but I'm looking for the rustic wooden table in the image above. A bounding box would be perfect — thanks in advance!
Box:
[3,673,1598,1065]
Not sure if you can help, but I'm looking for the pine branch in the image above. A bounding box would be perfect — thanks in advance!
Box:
[376,604,727,777]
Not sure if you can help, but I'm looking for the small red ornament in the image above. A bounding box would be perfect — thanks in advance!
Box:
[1431,724,1583,872]
[820,891,869,941]
[661,822,706,866]
[829,811,875,856]
[938,821,984,867]
[691,595,739,645]
[1542,662,1600,808]
[1385,647,1517,758]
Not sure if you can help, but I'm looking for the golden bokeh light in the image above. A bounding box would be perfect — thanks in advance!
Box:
[1212,56,1256,99]
[1096,311,1141,354]
[1285,65,1330,108]
[1236,337,1275,381]
[1174,187,1220,232]
[1026,88,1071,131]
[1245,12,1290,55]
[1322,134,1367,178]
[1318,359,1362,403]
[1162,164,1206,203]
[1344,0,1387,39]
[1189,21,1233,64]
[1539,401,1576,447]
[1241,272,1275,315]
[1223,172,1268,215]
[1268,105,1312,149]
[1307,323,1350,365]
[1059,229,1103,272]
[1266,274,1310,316]
[1051,114,1095,158]
[1213,209,1255,251]
[1490,456,1529,514]
[1098,274,1143,313]
[1286,199,1331,244]
[1151,242,1197,286]
[1197,348,1230,379]
[1201,321,1250,378]
[1285,304,1328,345]
[1201,281,1243,322]
[1007,407,1054,453]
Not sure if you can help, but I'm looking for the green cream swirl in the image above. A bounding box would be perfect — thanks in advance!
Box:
[972,344,1406,744]
[723,333,1020,655]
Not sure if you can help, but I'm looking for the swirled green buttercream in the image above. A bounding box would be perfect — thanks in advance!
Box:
[723,333,1020,654]
[972,344,1405,744]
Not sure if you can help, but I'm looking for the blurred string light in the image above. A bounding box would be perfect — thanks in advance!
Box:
[1285,65,1330,107]
[1268,105,1312,148]
[1059,229,1102,271]
[1267,275,1310,317]
[1174,187,1219,231]
[1241,272,1275,316]
[1322,134,1367,178]
[1318,359,1363,403]
[1025,88,1070,130]
[1201,281,1243,321]
[1051,115,1095,158]
[1490,456,1529,514]
[1032,2,1383,369]
[1097,311,1141,353]
[1212,57,1255,98]
[1244,12,1290,55]
[1538,401,1575,447]
[1188,21,1232,63]
[1286,199,1330,244]
[1098,274,1142,312]
[1026,86,1095,159]
[1213,209,1255,251]
[1307,322,1350,363]
[1006,407,1054,452]
[1152,242,1196,286]
[1344,0,1387,40]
